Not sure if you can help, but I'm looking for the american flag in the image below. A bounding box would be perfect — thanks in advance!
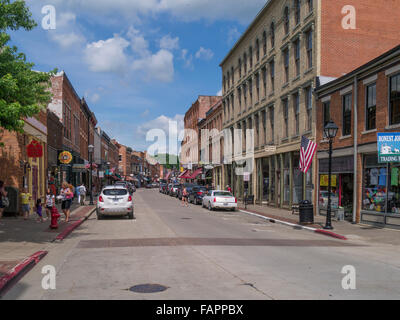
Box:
[300,136,317,173]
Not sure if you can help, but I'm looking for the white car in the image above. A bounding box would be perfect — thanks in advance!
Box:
[202,190,238,211]
[97,186,135,220]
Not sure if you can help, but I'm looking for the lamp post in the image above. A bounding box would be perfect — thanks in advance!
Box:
[323,120,339,230]
[88,144,94,205]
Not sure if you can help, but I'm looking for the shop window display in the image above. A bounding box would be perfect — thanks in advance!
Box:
[292,153,302,204]
[283,153,290,204]
[363,155,387,213]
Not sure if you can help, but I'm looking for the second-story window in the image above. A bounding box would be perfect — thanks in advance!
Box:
[249,46,253,68]
[262,31,267,56]
[270,22,275,48]
[231,94,234,119]
[270,106,275,143]
[244,52,248,74]
[308,0,313,13]
[238,87,242,111]
[256,73,260,102]
[256,39,260,62]
[227,71,230,88]
[284,7,289,35]
[366,83,376,131]
[249,78,253,104]
[283,48,289,84]
[238,58,242,78]
[294,0,301,25]
[323,101,330,131]
[231,66,234,85]
[342,93,352,136]
[243,83,247,107]
[294,93,300,136]
[283,98,289,138]
[270,60,275,93]
[305,86,313,131]
[262,67,267,97]
[390,74,400,125]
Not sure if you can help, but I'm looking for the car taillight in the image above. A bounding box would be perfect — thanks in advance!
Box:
[128,195,132,201]
[197,192,203,195]
[235,198,237,203]
[99,196,104,202]
[214,197,216,203]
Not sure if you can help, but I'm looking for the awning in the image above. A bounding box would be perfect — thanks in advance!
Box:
[180,171,192,179]
[165,171,172,180]
[178,170,189,178]
[188,168,203,179]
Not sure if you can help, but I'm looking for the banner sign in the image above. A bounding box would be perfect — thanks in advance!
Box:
[320,174,337,187]
[27,140,43,158]
[378,133,400,163]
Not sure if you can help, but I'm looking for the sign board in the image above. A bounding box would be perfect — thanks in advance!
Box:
[59,151,73,165]
[27,140,43,158]
[378,133,400,163]
[320,174,337,187]
[244,172,250,182]
[99,171,104,178]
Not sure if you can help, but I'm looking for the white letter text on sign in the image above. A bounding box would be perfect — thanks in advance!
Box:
[41,265,56,290]
[341,5,356,30]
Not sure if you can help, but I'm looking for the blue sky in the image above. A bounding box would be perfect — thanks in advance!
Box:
[11,0,266,152]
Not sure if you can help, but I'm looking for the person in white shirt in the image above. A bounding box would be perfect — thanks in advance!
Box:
[45,188,55,220]
[79,184,87,206]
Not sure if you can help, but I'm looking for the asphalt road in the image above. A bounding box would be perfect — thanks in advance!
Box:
[4,189,400,300]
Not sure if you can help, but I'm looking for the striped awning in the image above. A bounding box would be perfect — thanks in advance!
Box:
[188,168,203,179]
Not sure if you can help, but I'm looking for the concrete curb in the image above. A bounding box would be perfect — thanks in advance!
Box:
[54,207,96,242]
[239,209,347,240]
[0,251,48,298]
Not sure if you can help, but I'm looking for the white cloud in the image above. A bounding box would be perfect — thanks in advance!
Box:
[84,35,130,74]
[50,32,86,48]
[195,47,214,60]
[216,89,222,96]
[227,27,241,45]
[132,49,174,83]
[181,49,194,69]
[160,35,180,50]
[127,26,150,57]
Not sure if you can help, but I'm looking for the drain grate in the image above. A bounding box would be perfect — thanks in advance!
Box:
[129,284,169,293]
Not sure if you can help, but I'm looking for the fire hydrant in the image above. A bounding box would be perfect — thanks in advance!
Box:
[50,206,61,229]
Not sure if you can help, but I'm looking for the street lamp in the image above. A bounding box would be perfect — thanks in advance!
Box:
[323,120,339,230]
[88,144,94,205]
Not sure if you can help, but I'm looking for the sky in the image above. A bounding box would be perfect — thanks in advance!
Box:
[11,0,267,154]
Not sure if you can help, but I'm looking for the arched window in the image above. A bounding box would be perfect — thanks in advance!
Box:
[284,7,289,34]
[294,0,301,25]
[262,31,267,55]
[255,39,260,61]
[270,22,275,47]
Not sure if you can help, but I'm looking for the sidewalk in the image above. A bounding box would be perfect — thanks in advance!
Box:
[0,203,95,278]
[239,204,400,245]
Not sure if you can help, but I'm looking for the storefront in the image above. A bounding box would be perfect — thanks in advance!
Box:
[318,156,354,218]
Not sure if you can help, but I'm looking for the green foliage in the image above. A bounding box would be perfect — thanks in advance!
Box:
[0,0,55,134]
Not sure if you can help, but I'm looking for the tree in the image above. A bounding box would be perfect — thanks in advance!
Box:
[0,0,55,138]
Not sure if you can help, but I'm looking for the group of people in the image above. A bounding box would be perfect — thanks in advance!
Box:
[0,180,89,224]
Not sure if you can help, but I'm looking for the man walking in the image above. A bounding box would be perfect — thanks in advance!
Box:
[78,183,87,206]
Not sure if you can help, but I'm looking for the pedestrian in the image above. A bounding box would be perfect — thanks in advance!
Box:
[181,187,189,207]
[0,180,8,225]
[45,188,55,219]
[20,188,32,220]
[78,183,87,206]
[76,184,80,204]
[35,198,44,223]
[226,185,232,193]
[60,182,73,223]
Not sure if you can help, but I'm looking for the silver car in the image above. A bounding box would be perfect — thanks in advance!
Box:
[202,190,238,211]
[97,186,135,220]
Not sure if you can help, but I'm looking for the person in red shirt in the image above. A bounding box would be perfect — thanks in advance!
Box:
[226,185,232,193]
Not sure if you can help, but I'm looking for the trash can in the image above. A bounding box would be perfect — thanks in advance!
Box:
[299,200,314,225]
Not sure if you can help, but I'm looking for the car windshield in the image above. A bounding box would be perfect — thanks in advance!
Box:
[214,192,232,196]
[103,189,128,196]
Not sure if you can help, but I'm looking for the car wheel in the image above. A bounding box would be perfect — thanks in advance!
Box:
[97,213,103,220]
[208,202,213,211]
[128,211,135,220]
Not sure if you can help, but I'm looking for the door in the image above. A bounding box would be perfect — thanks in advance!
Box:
[32,166,38,202]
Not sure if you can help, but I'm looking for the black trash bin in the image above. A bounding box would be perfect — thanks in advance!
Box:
[299,200,314,225]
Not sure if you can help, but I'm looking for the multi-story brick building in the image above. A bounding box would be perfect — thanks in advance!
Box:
[117,143,133,178]
[47,110,63,194]
[315,44,400,228]
[220,0,400,208]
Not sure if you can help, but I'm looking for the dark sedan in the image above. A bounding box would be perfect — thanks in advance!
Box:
[188,186,208,205]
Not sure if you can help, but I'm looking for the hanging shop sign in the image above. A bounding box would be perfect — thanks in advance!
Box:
[59,151,73,165]
[27,140,43,158]
[378,132,400,163]
[320,174,337,187]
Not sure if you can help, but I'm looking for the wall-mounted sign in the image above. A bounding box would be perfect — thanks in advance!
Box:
[320,174,337,187]
[27,140,43,158]
[378,133,400,163]
[59,151,73,165]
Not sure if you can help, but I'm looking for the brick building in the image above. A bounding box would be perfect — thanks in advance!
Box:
[0,110,48,212]
[315,44,400,228]
[219,0,400,207]
[47,110,63,195]
[181,96,221,168]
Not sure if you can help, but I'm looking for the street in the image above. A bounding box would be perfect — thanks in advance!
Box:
[4,189,400,300]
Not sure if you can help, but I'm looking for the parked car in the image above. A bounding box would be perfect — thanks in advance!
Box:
[188,186,208,205]
[202,190,237,211]
[115,181,135,194]
[151,182,159,188]
[170,184,181,197]
[159,183,167,193]
[97,185,134,220]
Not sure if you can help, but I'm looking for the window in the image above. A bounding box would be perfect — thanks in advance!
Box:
[308,0,313,13]
[270,106,275,143]
[238,58,242,78]
[390,74,400,125]
[306,30,313,69]
[342,94,352,136]
[256,39,260,62]
[305,87,313,131]
[231,94,234,119]
[255,113,259,146]
[270,22,275,48]
[262,31,267,55]
[366,83,376,131]
[323,101,330,129]
[249,79,253,104]
[231,66,234,85]
[256,73,260,101]
[227,71,230,88]
[227,97,230,120]
[243,83,247,107]
[283,48,289,84]
[223,76,226,93]
[63,102,71,140]
[294,38,300,77]
[270,60,275,92]
[74,115,79,146]
[238,87,242,111]
[294,93,300,135]
[284,7,289,34]
[262,110,266,144]
[262,67,267,97]
[294,0,301,25]
[244,53,247,74]
[283,98,289,138]
[249,46,253,68]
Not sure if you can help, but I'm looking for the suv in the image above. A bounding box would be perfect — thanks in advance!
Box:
[97,185,134,220]
[170,184,181,197]
[188,186,208,205]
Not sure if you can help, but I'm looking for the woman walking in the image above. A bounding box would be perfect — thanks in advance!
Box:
[0,181,8,225]
[60,182,73,223]
[181,187,189,207]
